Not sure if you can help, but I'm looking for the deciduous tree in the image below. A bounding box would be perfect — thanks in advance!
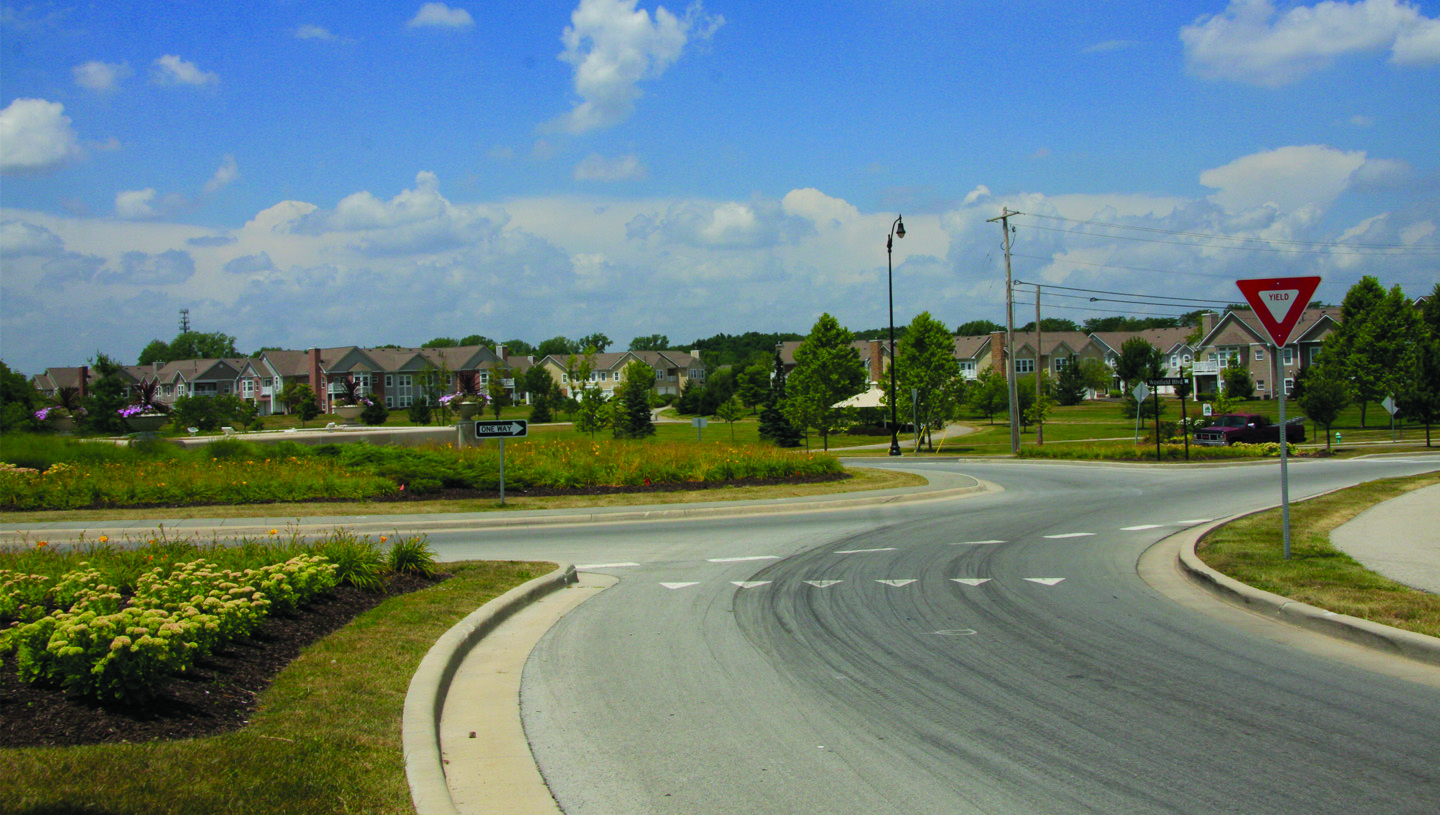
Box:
[759,348,801,447]
[893,311,959,450]
[783,313,865,451]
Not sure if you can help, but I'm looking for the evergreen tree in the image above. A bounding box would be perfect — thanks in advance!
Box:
[1397,338,1440,447]
[783,313,866,451]
[1222,358,1255,400]
[1321,276,1422,427]
[1298,365,1351,452]
[81,353,131,434]
[408,397,433,425]
[676,379,703,415]
[0,360,39,433]
[759,348,801,447]
[612,360,656,439]
[1054,355,1088,406]
[967,367,1007,424]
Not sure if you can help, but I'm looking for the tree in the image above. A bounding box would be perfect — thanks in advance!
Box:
[955,319,1003,336]
[138,331,240,364]
[279,381,315,415]
[574,385,608,438]
[1222,358,1255,400]
[716,395,746,441]
[612,360,656,439]
[80,353,131,434]
[408,397,433,425]
[523,365,558,423]
[361,399,389,426]
[783,314,866,451]
[0,359,39,433]
[1298,365,1351,452]
[1017,318,1080,332]
[1397,338,1440,447]
[699,367,736,417]
[296,390,320,426]
[500,338,536,356]
[967,367,1007,424]
[676,379,703,415]
[893,311,959,450]
[736,361,770,413]
[536,336,579,358]
[758,348,801,447]
[459,334,494,348]
[1422,282,1440,337]
[1053,355,1088,406]
[577,333,612,353]
[422,337,459,348]
[1321,277,1422,427]
[486,365,512,419]
[1080,358,1114,394]
[1114,337,1162,394]
[629,333,670,352]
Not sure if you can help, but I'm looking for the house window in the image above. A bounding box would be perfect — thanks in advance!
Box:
[386,396,394,408]
[396,374,412,407]
[479,372,491,385]
[1169,355,1178,369]
[1014,359,1035,374]
[243,379,254,397]
[1283,348,1294,366]
[385,375,393,387]
[1054,357,1069,372]
[1183,354,1192,364]
[958,360,977,379]
[1285,378,1295,394]
[1310,347,1321,364]
[1255,348,1265,361]
[561,373,569,382]
[1256,379,1265,391]
[599,371,609,381]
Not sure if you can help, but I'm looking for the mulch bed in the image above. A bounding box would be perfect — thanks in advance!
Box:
[0,573,444,749]
[0,472,851,513]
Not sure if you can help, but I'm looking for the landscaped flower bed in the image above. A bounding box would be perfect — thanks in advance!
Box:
[0,530,437,704]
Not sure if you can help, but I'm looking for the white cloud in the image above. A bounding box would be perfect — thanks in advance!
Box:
[1181,0,1440,86]
[115,189,160,219]
[552,0,724,134]
[151,54,220,86]
[1082,40,1139,54]
[0,219,64,257]
[98,250,195,285]
[573,153,648,181]
[223,252,274,275]
[73,61,132,92]
[0,99,84,174]
[781,188,859,229]
[407,3,474,29]
[1199,145,1371,211]
[203,155,240,195]
[294,24,337,41]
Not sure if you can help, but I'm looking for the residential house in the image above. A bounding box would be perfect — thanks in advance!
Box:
[539,349,705,399]
[776,339,889,385]
[1191,307,1339,398]
[1088,327,1196,394]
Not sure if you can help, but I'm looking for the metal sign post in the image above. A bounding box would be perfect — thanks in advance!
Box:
[1383,395,1398,442]
[1132,382,1150,445]
[1236,276,1321,560]
[1147,377,1190,462]
[692,416,707,442]
[474,420,528,505]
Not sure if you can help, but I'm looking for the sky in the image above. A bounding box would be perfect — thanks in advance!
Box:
[2,0,1438,374]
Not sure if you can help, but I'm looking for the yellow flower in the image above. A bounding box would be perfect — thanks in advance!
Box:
[99,535,108,543]
[270,529,278,535]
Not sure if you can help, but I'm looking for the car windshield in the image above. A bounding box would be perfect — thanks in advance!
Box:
[1215,416,1249,427]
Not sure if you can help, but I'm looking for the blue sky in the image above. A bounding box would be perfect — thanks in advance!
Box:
[3,0,1438,373]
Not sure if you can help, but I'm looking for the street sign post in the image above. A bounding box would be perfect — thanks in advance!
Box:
[1132,383,1150,445]
[1236,276,1321,559]
[691,416,707,442]
[1147,377,1192,461]
[474,420,528,504]
[1383,395,1398,441]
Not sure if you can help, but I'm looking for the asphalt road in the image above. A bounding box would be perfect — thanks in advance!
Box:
[425,456,1440,815]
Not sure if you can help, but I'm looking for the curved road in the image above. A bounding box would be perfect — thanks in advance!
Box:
[426,456,1440,814]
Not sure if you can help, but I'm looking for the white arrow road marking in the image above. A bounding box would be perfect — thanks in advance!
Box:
[1176,519,1213,525]
[1121,525,1162,531]
[934,629,977,636]
[876,579,917,587]
[731,581,772,589]
[576,562,640,569]
[1044,533,1095,539]
[660,582,700,590]
[1023,578,1066,586]
[835,547,896,554]
[950,578,991,586]
[804,580,843,588]
[950,540,1007,545]
[707,555,780,563]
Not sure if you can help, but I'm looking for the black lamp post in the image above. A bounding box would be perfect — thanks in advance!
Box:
[887,214,905,457]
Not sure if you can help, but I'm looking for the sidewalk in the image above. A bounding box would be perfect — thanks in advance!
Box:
[1330,482,1440,595]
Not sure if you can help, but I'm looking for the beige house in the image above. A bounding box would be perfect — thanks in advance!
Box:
[538,349,705,400]
[1191,307,1338,398]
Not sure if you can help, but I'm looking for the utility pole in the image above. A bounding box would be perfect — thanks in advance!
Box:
[988,207,1022,455]
[1035,283,1043,446]
[178,308,191,334]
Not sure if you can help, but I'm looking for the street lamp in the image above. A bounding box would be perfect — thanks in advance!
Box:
[887,214,905,456]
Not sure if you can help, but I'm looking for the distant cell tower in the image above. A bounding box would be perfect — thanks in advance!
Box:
[179,308,191,334]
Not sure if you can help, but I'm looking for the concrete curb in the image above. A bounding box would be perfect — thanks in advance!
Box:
[1173,518,1440,667]
[403,563,579,815]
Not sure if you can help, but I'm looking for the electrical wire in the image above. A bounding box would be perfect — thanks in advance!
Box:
[1020,212,1440,253]
[1009,251,1240,281]
[1012,281,1232,306]
[1018,222,1440,256]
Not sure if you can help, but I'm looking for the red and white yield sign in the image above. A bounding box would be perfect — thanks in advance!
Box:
[1235,276,1322,347]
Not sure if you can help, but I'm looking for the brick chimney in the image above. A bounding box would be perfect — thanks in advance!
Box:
[1201,311,1218,337]
[496,345,507,362]
[990,331,1007,380]
[308,347,322,408]
[868,339,884,383]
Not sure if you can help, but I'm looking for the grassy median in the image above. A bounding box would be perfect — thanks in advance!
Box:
[0,560,550,815]
[1197,471,1440,639]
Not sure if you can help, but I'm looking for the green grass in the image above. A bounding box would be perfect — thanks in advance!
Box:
[1197,471,1440,639]
[0,559,550,815]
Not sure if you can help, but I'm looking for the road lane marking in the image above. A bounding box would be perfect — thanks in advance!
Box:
[1023,578,1066,585]
[707,555,780,563]
[950,578,991,586]
[1175,518,1213,524]
[876,579,917,587]
[1043,533,1095,539]
[576,562,639,569]
[731,581,772,589]
[660,582,699,590]
[804,580,843,588]
[950,540,1006,545]
[1121,525,1162,531]
[835,547,896,554]
[934,629,977,636]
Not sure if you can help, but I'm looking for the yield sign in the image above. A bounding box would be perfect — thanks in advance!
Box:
[1235,276,1322,347]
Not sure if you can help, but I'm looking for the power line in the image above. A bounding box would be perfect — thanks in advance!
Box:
[1010,251,1238,281]
[1018,222,1440,256]
[1013,280,1232,306]
[1021,212,1440,253]
[1012,299,1198,319]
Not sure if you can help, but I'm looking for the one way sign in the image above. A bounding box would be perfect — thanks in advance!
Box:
[474,420,528,438]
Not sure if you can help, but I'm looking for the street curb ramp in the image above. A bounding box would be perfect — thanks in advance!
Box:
[1174,518,1440,667]
[402,563,578,815]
